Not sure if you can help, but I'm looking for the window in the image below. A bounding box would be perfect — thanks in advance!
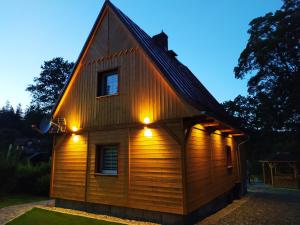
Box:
[95,145,118,175]
[97,70,119,96]
[226,145,233,169]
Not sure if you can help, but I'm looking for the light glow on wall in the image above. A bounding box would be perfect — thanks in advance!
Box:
[144,127,152,137]
[72,134,79,142]
[214,130,222,135]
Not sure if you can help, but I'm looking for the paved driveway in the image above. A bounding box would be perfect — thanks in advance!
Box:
[197,184,300,225]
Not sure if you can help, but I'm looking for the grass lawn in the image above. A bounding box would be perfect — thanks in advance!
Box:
[6,208,125,225]
[0,194,48,209]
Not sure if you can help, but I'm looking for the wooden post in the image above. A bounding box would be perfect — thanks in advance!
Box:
[292,163,297,179]
[269,163,274,186]
[295,164,299,189]
[262,162,266,184]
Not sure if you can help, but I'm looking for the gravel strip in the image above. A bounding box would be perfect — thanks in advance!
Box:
[37,205,160,225]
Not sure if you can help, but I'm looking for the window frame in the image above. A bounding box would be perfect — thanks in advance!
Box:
[95,144,119,176]
[96,69,120,97]
[226,145,233,170]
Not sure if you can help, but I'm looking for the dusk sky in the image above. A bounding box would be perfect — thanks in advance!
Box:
[0,0,282,109]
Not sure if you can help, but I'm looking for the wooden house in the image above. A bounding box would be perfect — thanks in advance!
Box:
[50,1,248,224]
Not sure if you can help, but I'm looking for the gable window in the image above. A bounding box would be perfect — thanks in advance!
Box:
[95,144,118,175]
[226,145,233,169]
[97,70,119,97]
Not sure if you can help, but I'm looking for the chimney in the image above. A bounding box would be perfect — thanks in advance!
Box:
[152,31,168,50]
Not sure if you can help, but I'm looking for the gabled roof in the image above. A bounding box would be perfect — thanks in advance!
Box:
[52,0,240,130]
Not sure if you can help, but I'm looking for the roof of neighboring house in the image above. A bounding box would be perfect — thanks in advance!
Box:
[261,152,300,162]
[51,0,241,130]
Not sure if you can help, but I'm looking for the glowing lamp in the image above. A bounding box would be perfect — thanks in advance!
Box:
[143,117,150,125]
[72,134,79,142]
[144,127,152,137]
[71,126,78,132]
[228,134,232,138]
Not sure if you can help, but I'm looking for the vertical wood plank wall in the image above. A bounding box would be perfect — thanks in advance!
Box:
[54,8,197,129]
[51,124,184,215]
[56,48,194,129]
[86,129,129,206]
[51,134,88,201]
[128,124,184,214]
[186,124,238,213]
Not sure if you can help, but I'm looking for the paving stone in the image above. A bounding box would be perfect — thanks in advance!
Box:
[197,184,300,225]
[0,200,54,225]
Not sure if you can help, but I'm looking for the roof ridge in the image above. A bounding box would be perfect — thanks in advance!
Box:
[52,1,240,129]
[107,1,235,124]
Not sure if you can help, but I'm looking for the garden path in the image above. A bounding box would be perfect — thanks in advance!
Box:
[0,200,54,225]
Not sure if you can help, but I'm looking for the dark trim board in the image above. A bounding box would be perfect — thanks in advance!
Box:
[55,184,242,225]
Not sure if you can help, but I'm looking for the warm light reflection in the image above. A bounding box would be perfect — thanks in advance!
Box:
[228,134,232,138]
[144,127,152,137]
[72,134,79,142]
[195,124,205,130]
[143,117,150,125]
[214,130,222,135]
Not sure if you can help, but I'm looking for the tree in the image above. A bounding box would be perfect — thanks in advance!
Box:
[0,102,23,149]
[223,95,258,131]
[23,105,45,128]
[0,101,22,130]
[234,0,300,133]
[26,57,74,113]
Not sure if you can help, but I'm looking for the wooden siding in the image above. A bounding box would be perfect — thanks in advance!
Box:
[49,4,242,217]
[53,7,197,129]
[86,129,129,206]
[51,134,88,201]
[51,123,184,214]
[128,124,184,214]
[186,124,238,212]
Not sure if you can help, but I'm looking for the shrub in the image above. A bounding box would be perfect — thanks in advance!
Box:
[14,162,50,196]
[0,144,51,197]
[34,174,50,196]
[0,156,16,195]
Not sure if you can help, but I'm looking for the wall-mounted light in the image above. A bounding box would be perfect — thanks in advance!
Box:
[143,117,150,125]
[143,117,152,137]
[71,126,79,132]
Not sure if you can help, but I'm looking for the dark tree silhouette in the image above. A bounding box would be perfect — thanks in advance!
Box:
[234,0,300,133]
[223,95,258,130]
[0,101,22,130]
[26,57,74,113]
[23,105,45,128]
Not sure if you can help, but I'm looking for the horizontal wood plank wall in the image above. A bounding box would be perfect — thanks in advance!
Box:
[54,8,197,129]
[128,123,184,214]
[186,124,238,213]
[86,129,129,206]
[51,134,88,201]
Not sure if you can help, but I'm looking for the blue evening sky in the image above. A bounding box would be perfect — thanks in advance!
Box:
[0,0,282,109]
